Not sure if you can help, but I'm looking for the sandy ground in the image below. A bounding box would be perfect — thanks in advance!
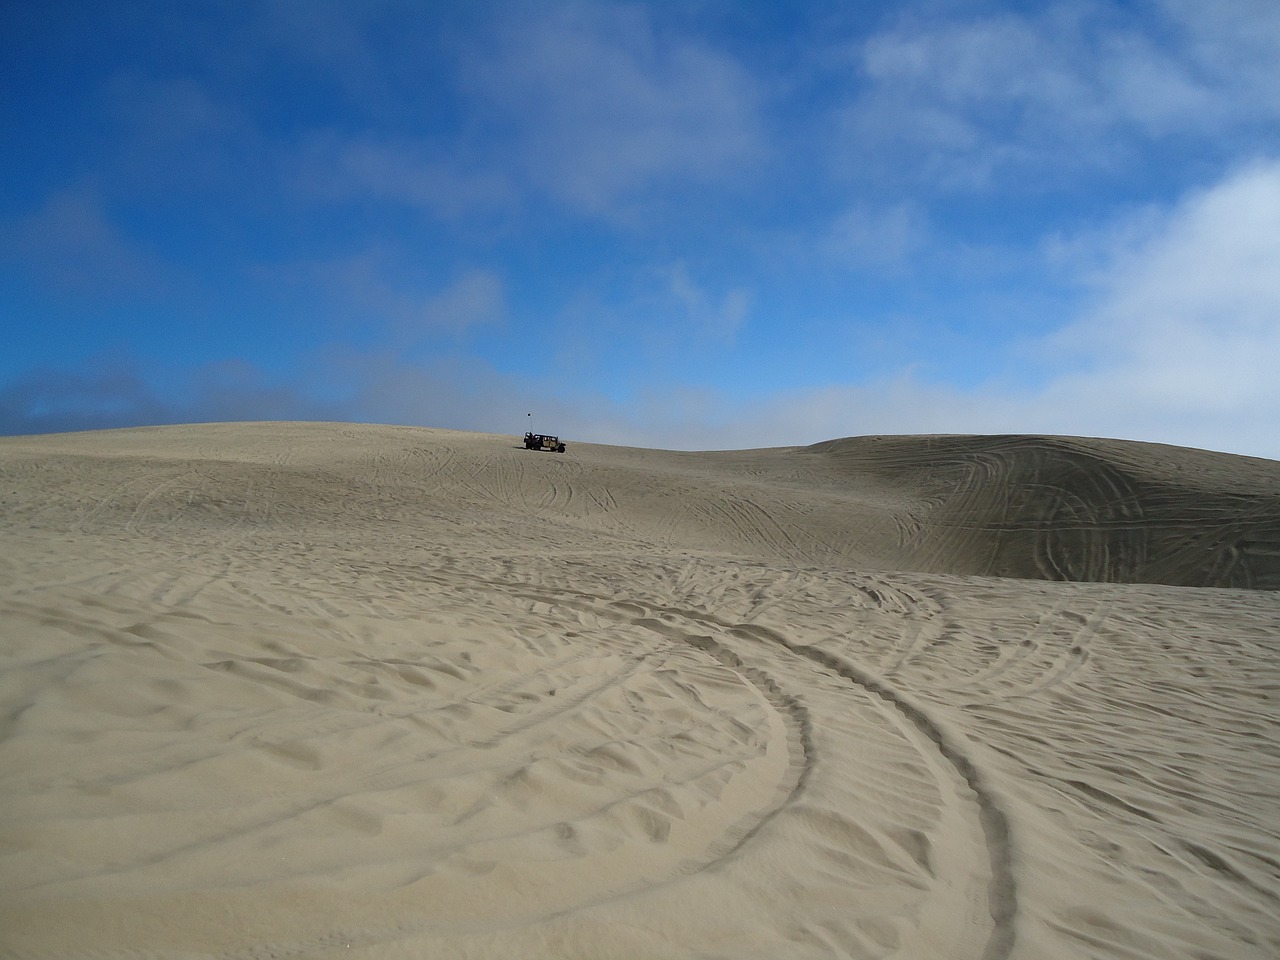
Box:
[2,421,1278,959]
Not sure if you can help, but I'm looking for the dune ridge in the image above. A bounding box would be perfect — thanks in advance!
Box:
[2,422,1277,959]
[803,434,1280,587]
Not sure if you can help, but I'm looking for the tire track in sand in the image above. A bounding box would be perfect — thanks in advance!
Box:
[793,640,1016,960]
[498,579,1016,959]
[417,563,1014,950]
[469,582,815,871]
[719,616,1018,960]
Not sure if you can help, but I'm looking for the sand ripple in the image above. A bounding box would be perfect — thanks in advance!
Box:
[2,422,1277,959]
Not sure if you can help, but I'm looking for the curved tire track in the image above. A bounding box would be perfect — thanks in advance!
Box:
[779,636,1017,960]
[512,580,1017,959]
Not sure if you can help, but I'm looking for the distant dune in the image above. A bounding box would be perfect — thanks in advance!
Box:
[804,434,1280,588]
[2,422,1278,959]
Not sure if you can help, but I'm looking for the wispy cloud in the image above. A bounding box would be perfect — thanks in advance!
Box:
[840,1,1280,187]
[1,186,175,300]
[459,4,764,216]
[416,268,507,337]
[294,134,516,221]
[823,201,931,269]
[278,250,506,343]
[103,74,270,199]
[663,263,751,345]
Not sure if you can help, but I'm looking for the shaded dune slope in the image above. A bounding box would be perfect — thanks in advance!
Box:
[804,434,1280,588]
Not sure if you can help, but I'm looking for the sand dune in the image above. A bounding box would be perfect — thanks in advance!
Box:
[1,422,1277,958]
[806,434,1280,588]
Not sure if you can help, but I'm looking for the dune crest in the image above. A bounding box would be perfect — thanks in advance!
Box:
[2,422,1277,959]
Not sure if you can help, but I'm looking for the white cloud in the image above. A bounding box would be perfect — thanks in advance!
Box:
[460,5,763,215]
[842,1,1280,186]
[1161,0,1280,125]
[418,269,507,336]
[295,134,516,220]
[567,161,1280,459]
[282,251,506,341]
[824,201,930,267]
[103,73,275,201]
[1040,159,1280,434]
[664,263,751,345]
[1,186,175,300]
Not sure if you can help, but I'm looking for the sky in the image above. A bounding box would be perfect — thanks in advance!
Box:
[2,0,1279,457]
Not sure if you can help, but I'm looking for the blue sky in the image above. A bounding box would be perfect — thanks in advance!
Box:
[3,0,1279,456]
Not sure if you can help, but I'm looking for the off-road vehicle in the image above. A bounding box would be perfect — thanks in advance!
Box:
[524,432,566,453]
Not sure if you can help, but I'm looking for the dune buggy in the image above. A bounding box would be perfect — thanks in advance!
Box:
[523,432,566,453]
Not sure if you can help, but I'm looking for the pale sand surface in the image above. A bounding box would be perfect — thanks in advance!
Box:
[2,421,1278,959]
